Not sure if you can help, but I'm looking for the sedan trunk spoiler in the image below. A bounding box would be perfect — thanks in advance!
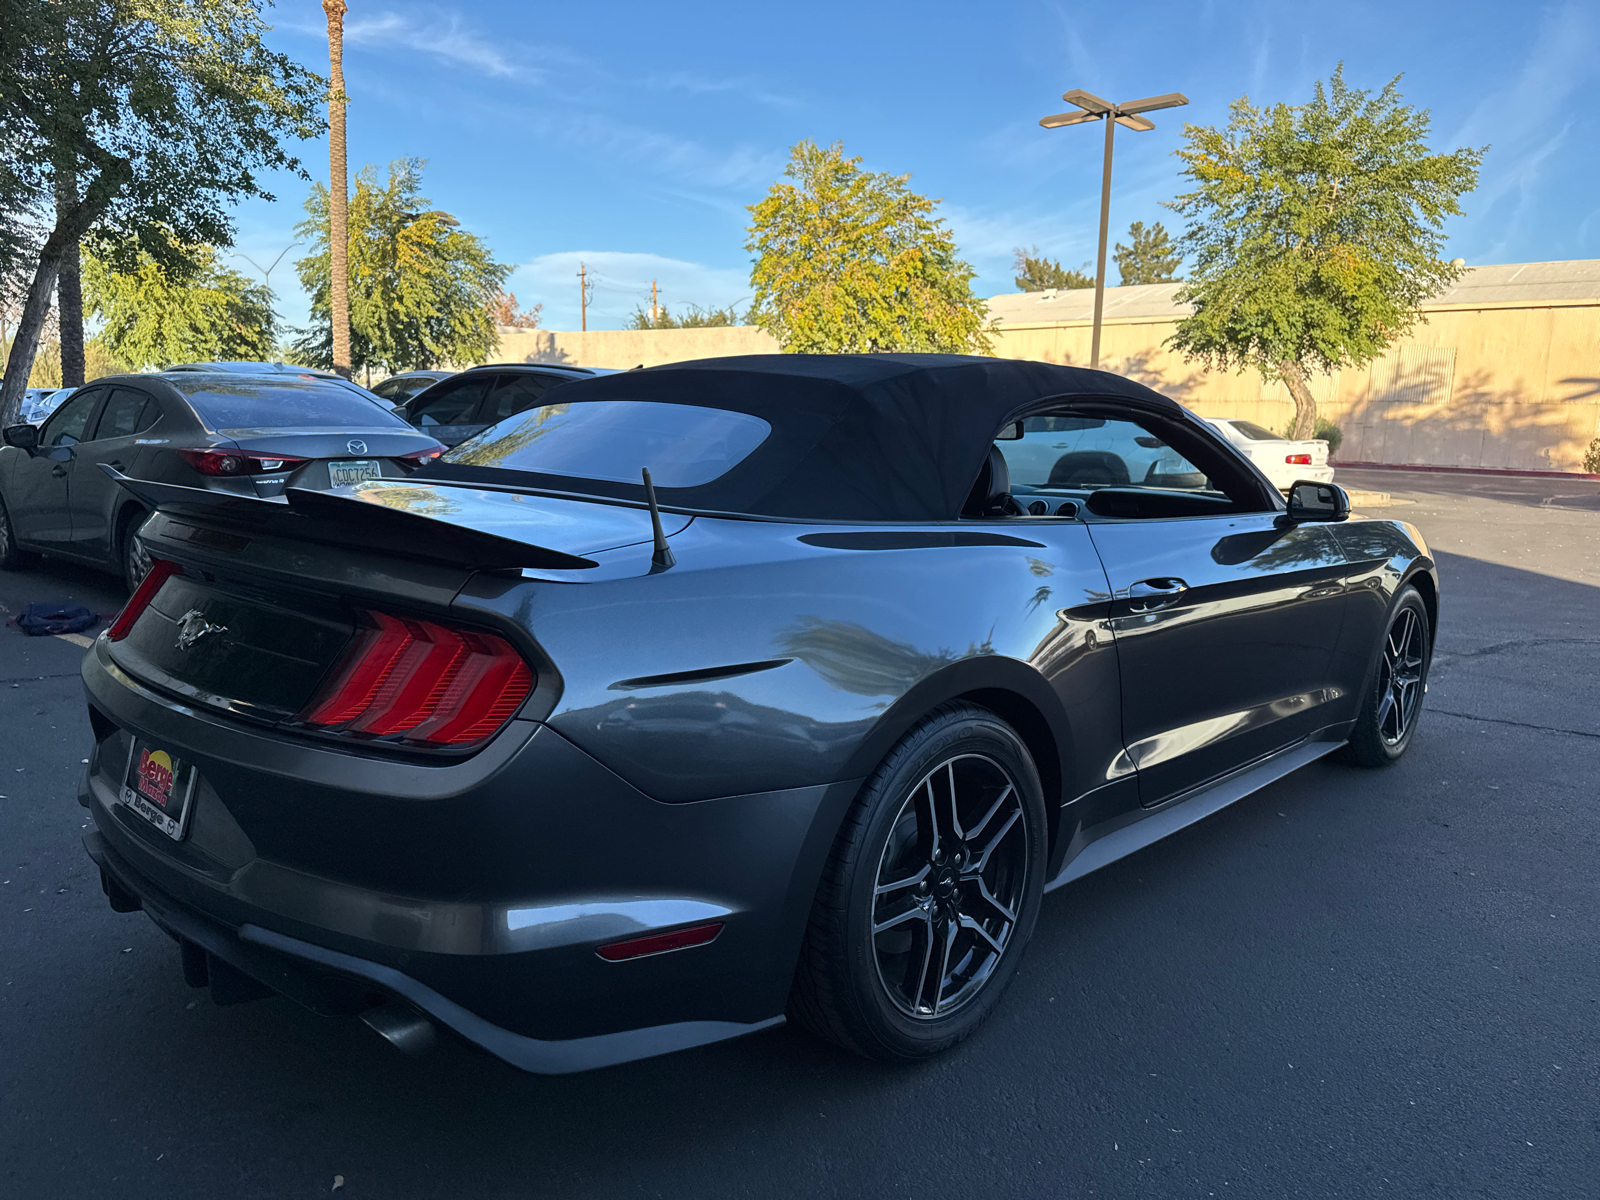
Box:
[100,466,598,571]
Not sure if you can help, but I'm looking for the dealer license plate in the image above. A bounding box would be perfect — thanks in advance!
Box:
[329,459,381,487]
[118,740,199,841]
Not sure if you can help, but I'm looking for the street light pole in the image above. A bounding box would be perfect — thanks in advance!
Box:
[1040,88,1188,369]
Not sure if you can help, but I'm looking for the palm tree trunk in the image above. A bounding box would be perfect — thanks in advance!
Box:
[323,0,351,379]
[55,165,85,387]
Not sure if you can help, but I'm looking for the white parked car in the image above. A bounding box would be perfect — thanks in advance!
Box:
[1207,418,1334,491]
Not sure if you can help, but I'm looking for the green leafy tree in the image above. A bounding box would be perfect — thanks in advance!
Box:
[1113,221,1182,286]
[0,0,324,426]
[293,159,510,374]
[1012,247,1092,291]
[83,239,275,368]
[746,141,991,354]
[626,303,744,330]
[1166,67,1483,438]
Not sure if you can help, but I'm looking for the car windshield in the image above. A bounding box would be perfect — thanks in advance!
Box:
[1226,420,1282,441]
[443,400,772,488]
[170,378,411,430]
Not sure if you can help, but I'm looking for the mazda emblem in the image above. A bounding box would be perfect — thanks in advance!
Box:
[347,439,367,454]
[175,609,228,651]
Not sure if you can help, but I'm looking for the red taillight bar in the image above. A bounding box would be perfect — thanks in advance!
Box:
[107,559,182,641]
[297,611,533,748]
[596,923,724,962]
[178,448,309,476]
[1285,453,1313,465]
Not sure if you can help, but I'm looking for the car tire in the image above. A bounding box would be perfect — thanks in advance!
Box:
[0,492,40,571]
[789,702,1048,1061]
[119,511,152,593]
[1340,586,1431,768]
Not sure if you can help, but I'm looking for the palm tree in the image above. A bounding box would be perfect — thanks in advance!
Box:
[323,0,351,378]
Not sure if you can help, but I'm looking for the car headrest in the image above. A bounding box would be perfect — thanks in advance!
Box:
[964,444,1014,516]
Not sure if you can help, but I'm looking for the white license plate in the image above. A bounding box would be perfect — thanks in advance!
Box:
[330,459,381,486]
[118,739,198,841]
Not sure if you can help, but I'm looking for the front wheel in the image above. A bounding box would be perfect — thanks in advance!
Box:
[0,493,39,571]
[790,703,1047,1061]
[1341,586,1431,767]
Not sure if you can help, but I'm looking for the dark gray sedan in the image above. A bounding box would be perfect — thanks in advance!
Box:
[0,372,444,590]
[77,355,1436,1073]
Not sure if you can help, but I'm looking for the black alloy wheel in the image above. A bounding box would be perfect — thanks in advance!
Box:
[790,703,1047,1060]
[1342,586,1431,767]
[0,494,38,571]
[871,754,1029,1020]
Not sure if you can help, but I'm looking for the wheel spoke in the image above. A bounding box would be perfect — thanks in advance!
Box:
[967,876,1017,925]
[969,807,1021,874]
[1376,687,1397,738]
[875,863,930,898]
[917,776,942,862]
[873,903,928,936]
[911,908,937,1012]
[946,761,964,840]
[964,784,1014,848]
[958,912,1006,956]
[930,914,959,1015]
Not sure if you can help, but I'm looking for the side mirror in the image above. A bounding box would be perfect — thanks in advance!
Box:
[3,424,39,451]
[1285,480,1350,522]
[994,421,1024,441]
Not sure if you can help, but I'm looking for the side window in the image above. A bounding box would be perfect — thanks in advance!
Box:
[39,388,102,447]
[370,378,404,401]
[409,375,495,426]
[487,374,557,422]
[91,388,159,440]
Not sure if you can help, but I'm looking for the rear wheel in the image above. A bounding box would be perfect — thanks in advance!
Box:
[120,511,151,593]
[1341,586,1431,767]
[790,703,1047,1061]
[0,493,39,571]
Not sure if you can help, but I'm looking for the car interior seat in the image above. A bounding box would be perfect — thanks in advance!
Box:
[1047,451,1130,488]
[965,444,1023,517]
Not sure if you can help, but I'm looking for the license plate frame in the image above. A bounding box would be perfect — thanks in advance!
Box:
[118,739,199,841]
[329,458,381,487]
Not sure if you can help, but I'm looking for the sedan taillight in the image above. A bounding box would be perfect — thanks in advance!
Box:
[179,448,310,476]
[397,445,446,469]
[1285,453,1313,465]
[296,611,533,747]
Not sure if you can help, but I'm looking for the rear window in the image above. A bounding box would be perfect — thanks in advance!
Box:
[170,379,405,430]
[1226,420,1282,441]
[444,400,771,488]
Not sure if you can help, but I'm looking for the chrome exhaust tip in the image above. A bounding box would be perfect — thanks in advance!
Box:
[359,1003,437,1057]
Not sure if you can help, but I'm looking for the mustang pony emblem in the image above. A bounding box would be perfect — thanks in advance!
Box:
[175,609,228,651]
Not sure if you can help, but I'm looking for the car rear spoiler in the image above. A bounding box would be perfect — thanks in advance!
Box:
[100,466,598,571]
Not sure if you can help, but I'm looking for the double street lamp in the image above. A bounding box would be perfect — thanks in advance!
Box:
[1040,88,1188,368]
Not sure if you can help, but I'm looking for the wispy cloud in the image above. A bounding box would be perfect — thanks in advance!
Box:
[1448,2,1598,260]
[341,9,536,80]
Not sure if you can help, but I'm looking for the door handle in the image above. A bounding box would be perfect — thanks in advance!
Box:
[1126,577,1188,611]
[51,465,68,478]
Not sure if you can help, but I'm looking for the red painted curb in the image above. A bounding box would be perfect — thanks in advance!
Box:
[1332,460,1600,482]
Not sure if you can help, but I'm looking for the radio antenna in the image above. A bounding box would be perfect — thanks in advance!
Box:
[641,467,676,572]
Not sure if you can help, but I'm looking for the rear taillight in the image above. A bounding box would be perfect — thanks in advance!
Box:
[398,445,446,469]
[178,448,310,476]
[596,923,724,961]
[296,611,533,747]
[108,559,182,641]
[1285,453,1312,465]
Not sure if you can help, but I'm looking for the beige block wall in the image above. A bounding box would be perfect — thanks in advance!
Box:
[992,303,1600,473]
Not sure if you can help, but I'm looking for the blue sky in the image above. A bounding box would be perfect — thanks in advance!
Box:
[235,0,1600,333]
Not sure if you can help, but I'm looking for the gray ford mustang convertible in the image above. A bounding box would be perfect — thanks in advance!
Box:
[80,355,1436,1072]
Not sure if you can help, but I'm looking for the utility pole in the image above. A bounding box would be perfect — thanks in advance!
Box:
[578,262,591,332]
[650,279,659,328]
[323,0,351,379]
[1039,88,1187,369]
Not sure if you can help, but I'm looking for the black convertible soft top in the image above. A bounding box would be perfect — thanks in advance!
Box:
[424,353,1184,522]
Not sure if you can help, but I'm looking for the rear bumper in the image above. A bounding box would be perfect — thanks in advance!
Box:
[84,830,782,1074]
[80,642,860,1072]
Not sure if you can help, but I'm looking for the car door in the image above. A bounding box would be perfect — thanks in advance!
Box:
[68,385,162,560]
[1006,408,1350,806]
[6,386,105,547]
[403,373,499,447]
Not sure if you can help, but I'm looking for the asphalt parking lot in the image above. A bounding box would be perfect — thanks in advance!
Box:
[2,467,1597,1199]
